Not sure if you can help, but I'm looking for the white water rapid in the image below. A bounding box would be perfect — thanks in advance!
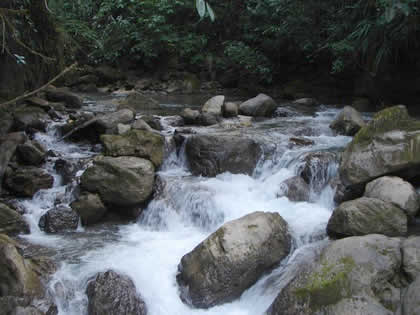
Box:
[17,101,353,315]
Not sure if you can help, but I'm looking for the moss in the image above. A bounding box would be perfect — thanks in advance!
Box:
[352,106,420,146]
[294,256,356,310]
[247,224,258,229]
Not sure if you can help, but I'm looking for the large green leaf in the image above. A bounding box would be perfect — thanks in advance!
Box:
[196,0,206,18]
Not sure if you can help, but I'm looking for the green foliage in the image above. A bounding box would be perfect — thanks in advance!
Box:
[51,0,420,84]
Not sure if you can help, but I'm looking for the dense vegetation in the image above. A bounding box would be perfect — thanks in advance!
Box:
[1,0,420,101]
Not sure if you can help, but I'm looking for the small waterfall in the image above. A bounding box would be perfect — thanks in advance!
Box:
[15,102,353,315]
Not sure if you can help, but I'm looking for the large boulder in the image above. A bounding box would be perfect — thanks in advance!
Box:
[330,106,366,136]
[86,270,147,315]
[185,134,261,177]
[0,203,29,236]
[70,193,107,226]
[339,105,420,197]
[177,211,291,308]
[80,156,155,211]
[201,95,225,116]
[239,94,277,117]
[267,234,402,315]
[402,236,420,281]
[13,106,48,132]
[62,109,134,142]
[327,197,407,238]
[45,87,83,109]
[0,107,13,136]
[16,141,46,166]
[100,130,165,167]
[364,176,419,217]
[402,276,420,315]
[5,167,54,197]
[38,206,79,233]
[278,176,310,202]
[0,132,26,192]
[117,92,160,114]
[0,234,43,298]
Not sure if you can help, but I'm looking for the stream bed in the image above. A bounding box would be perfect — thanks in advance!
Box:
[15,94,354,315]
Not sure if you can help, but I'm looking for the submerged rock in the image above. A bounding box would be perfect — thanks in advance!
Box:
[339,105,420,197]
[185,134,261,177]
[0,203,29,236]
[38,206,79,233]
[5,167,54,197]
[364,176,419,217]
[330,106,365,136]
[327,197,407,238]
[267,234,402,315]
[70,193,107,225]
[177,211,291,308]
[86,270,147,315]
[100,130,165,167]
[239,93,277,117]
[297,151,337,192]
[278,176,310,202]
[80,156,155,212]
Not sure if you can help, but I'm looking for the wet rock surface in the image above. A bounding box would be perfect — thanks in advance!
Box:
[330,105,365,136]
[0,202,29,236]
[5,167,54,197]
[86,270,147,315]
[38,206,79,233]
[185,134,261,177]
[177,211,291,308]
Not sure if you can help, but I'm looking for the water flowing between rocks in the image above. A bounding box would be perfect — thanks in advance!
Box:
[16,95,354,315]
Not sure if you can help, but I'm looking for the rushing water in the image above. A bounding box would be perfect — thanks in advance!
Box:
[16,97,353,315]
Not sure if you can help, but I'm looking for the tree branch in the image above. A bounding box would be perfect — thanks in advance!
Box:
[0,62,78,107]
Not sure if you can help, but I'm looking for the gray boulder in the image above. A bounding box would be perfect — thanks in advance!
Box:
[267,234,402,315]
[201,95,225,116]
[63,109,134,142]
[185,134,261,177]
[330,106,366,136]
[13,106,48,132]
[100,130,165,167]
[117,123,131,135]
[402,236,420,281]
[0,234,43,298]
[339,105,420,197]
[222,102,238,118]
[16,141,46,166]
[177,211,291,308]
[5,167,54,197]
[80,156,155,211]
[117,92,159,114]
[364,176,419,217]
[327,197,407,238]
[0,132,26,192]
[141,115,163,131]
[38,206,79,233]
[45,88,83,109]
[0,203,29,236]
[402,276,420,315]
[132,119,153,131]
[86,270,147,315]
[278,176,310,202]
[181,108,200,125]
[239,93,277,117]
[70,193,107,226]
